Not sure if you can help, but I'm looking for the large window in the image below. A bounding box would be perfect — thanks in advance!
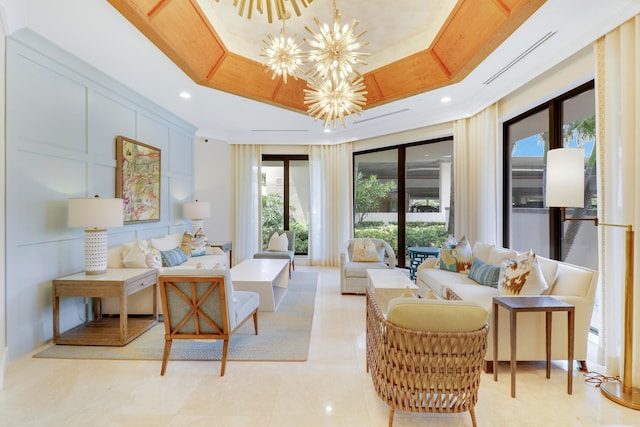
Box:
[354,138,453,267]
[261,155,309,254]
[504,81,598,330]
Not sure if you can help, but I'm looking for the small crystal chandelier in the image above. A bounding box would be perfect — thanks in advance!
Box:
[304,75,367,129]
[215,0,315,24]
[302,0,369,128]
[261,16,305,84]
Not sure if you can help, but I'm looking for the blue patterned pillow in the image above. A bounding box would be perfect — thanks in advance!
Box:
[160,247,188,267]
[467,257,500,288]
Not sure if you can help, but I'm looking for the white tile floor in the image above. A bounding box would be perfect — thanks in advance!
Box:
[1,267,638,426]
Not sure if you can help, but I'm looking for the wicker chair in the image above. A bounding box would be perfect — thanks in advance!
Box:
[366,288,489,427]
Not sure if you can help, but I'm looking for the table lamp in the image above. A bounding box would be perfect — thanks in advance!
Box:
[68,195,123,275]
[545,147,639,409]
[183,200,210,235]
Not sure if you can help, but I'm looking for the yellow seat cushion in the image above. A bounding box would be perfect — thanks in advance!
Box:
[387,298,488,332]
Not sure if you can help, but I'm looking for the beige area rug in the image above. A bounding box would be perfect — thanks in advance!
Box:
[34,271,318,362]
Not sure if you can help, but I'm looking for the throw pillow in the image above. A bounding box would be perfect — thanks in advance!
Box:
[352,238,382,262]
[498,250,549,295]
[435,235,457,268]
[160,247,188,267]
[400,286,416,298]
[423,289,440,300]
[191,229,208,257]
[181,230,208,258]
[122,240,147,268]
[144,248,162,269]
[467,257,500,288]
[267,232,289,252]
[444,287,462,300]
[181,231,193,257]
[439,235,473,273]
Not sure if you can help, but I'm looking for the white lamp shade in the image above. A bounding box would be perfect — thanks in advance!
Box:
[68,197,124,229]
[545,148,585,208]
[183,201,210,219]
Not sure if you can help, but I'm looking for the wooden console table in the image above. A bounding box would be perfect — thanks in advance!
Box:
[52,268,158,346]
[493,295,575,398]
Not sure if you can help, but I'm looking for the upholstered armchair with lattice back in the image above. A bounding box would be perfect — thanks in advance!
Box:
[366,289,489,427]
[158,268,259,376]
[340,238,396,294]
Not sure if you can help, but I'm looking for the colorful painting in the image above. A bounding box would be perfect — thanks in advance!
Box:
[116,136,161,223]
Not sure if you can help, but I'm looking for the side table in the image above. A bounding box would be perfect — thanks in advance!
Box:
[210,240,233,268]
[493,295,575,398]
[407,246,440,280]
[52,268,158,346]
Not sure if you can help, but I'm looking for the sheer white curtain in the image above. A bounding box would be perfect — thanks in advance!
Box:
[594,16,640,386]
[452,104,500,245]
[308,143,353,266]
[232,144,261,264]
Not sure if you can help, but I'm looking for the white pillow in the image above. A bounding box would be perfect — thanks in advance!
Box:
[352,238,382,262]
[122,241,148,268]
[150,234,180,251]
[267,232,289,252]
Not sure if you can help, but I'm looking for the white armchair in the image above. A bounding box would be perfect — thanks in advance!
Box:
[340,238,397,294]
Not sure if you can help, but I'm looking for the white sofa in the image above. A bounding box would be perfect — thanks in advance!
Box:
[102,233,228,314]
[415,242,598,372]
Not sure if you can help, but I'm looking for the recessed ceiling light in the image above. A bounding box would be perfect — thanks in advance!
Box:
[441,96,452,103]
[324,128,331,133]
[179,91,191,99]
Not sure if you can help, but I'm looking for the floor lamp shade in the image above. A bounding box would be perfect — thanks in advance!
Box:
[68,197,123,275]
[183,201,210,235]
[545,148,584,208]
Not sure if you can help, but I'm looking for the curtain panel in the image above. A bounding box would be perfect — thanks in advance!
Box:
[232,144,262,265]
[308,143,353,266]
[594,16,640,386]
[453,104,501,245]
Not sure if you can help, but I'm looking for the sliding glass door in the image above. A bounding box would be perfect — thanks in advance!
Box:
[354,138,453,268]
[504,81,598,331]
[261,155,309,254]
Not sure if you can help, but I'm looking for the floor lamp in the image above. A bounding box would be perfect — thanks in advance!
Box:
[546,148,639,409]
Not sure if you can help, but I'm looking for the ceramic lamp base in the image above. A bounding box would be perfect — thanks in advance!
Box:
[84,228,107,275]
[191,219,204,236]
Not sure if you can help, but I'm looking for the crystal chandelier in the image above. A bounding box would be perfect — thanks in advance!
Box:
[215,0,315,24]
[261,16,305,84]
[302,0,369,128]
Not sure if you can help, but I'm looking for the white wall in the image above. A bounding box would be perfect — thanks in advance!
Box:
[4,30,197,360]
[0,8,8,389]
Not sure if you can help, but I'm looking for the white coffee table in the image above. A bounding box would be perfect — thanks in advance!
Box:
[367,269,419,313]
[230,258,289,311]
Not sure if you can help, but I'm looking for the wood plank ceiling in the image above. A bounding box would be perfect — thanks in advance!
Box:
[107,0,546,114]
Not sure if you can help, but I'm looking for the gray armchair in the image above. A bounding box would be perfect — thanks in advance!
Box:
[340,238,396,294]
[253,230,295,277]
[158,268,259,376]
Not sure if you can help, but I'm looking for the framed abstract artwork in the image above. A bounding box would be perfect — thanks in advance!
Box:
[115,136,161,223]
